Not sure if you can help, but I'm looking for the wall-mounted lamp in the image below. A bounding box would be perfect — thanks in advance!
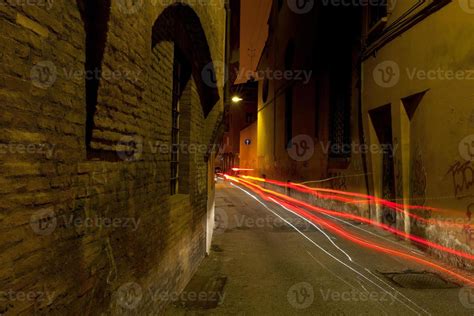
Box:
[232,96,243,103]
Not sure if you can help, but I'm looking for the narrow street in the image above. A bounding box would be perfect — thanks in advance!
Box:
[166,180,473,315]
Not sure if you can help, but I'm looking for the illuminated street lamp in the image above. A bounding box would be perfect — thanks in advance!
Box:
[232,96,243,103]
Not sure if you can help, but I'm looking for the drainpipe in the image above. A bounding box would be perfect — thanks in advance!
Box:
[358,55,371,219]
[226,1,232,173]
[272,5,278,164]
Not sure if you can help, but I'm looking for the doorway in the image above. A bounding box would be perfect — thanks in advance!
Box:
[369,104,396,227]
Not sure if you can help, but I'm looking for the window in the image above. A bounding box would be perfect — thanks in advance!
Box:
[329,61,352,159]
[284,40,295,148]
[170,47,185,195]
[329,89,351,158]
[246,113,253,124]
[262,79,269,104]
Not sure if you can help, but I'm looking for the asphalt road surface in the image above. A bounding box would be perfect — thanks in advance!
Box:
[165,180,474,315]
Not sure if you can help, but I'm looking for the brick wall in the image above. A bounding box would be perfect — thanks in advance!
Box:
[0,1,225,314]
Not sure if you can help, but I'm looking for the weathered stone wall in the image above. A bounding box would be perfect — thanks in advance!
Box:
[0,0,225,314]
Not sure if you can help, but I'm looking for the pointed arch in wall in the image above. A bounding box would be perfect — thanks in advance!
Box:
[152,4,220,118]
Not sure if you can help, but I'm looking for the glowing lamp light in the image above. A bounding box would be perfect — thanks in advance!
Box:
[232,96,243,103]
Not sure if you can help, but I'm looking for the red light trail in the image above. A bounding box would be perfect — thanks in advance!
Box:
[270,196,474,285]
[222,174,474,285]
[240,175,442,211]
[239,175,469,229]
[231,176,474,261]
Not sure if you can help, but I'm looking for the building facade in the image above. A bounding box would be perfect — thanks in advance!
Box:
[0,1,226,314]
[361,0,474,265]
[239,120,258,170]
[256,1,366,193]
[254,0,474,268]
[218,81,258,172]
